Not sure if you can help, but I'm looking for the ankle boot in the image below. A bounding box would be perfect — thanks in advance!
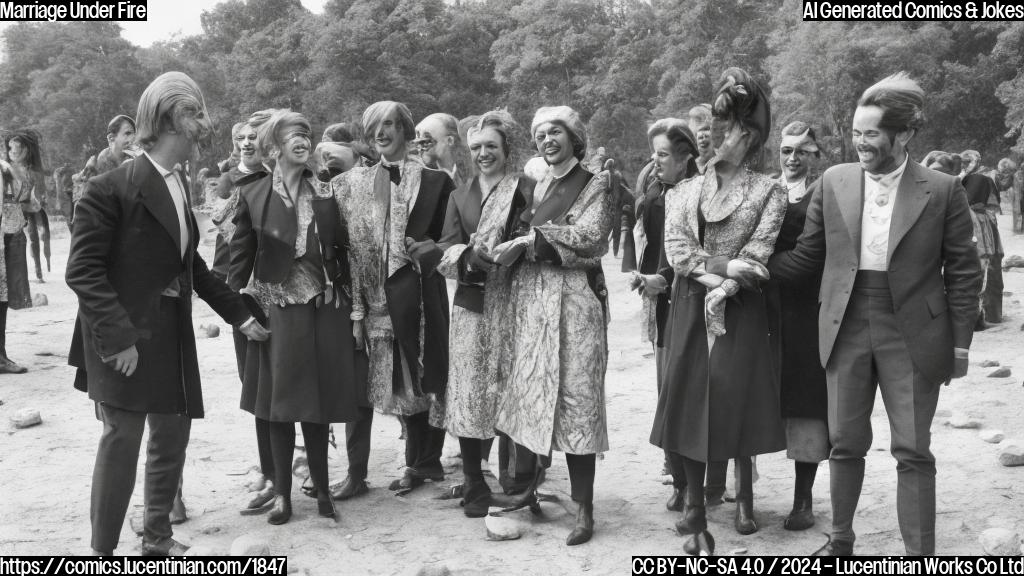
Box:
[675,504,706,535]
[462,478,492,518]
[267,495,292,525]
[784,496,814,531]
[683,530,715,556]
[565,501,594,546]
[734,498,758,535]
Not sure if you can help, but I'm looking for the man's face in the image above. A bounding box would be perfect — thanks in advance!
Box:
[689,118,713,159]
[235,124,261,167]
[533,121,574,167]
[172,99,213,151]
[109,122,136,155]
[372,109,406,162]
[468,126,507,178]
[852,105,907,174]
[414,117,451,167]
[278,130,311,167]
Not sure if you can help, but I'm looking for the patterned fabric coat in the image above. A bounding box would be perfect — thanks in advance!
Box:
[495,167,614,455]
[650,166,787,461]
[438,175,533,439]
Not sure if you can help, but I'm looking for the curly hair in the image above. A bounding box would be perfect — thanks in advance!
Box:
[468,109,526,174]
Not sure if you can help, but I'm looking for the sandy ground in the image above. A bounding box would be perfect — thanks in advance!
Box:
[1,206,1023,574]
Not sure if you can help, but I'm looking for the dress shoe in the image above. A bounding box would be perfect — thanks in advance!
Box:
[241,483,276,515]
[812,535,854,556]
[0,358,27,374]
[317,496,339,522]
[675,504,706,535]
[666,488,684,512]
[784,497,815,531]
[462,480,492,518]
[141,538,190,556]
[388,469,425,494]
[683,531,715,556]
[734,499,758,535]
[331,476,369,500]
[267,495,292,525]
[565,502,594,546]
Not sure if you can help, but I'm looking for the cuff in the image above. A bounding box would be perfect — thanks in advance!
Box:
[239,316,256,329]
[954,347,969,359]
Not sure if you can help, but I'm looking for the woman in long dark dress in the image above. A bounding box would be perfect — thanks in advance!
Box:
[650,68,786,555]
[768,121,829,531]
[6,130,49,283]
[229,109,365,524]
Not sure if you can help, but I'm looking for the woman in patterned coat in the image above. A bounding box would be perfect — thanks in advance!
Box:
[493,106,614,546]
[437,110,534,517]
[650,68,787,555]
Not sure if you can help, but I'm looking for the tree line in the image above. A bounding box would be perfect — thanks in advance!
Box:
[3,0,1024,187]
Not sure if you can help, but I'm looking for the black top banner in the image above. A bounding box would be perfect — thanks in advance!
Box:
[802,1,1024,21]
[0,1,148,22]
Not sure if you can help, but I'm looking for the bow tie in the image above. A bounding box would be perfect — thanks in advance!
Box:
[383,163,401,186]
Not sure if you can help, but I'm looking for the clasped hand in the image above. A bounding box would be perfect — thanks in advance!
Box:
[489,235,532,266]
[240,320,271,342]
[725,259,768,289]
[629,272,667,298]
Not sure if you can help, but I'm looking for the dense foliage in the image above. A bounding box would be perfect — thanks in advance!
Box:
[3,0,1024,183]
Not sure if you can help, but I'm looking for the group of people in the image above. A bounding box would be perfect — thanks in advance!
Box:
[54,62,992,559]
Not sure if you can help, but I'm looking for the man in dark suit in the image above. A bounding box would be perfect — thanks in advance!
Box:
[767,73,981,556]
[67,72,269,556]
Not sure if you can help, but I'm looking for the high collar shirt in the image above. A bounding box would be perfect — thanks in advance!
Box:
[859,155,909,271]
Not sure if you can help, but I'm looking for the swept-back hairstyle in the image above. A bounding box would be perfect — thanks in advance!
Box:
[5,129,44,172]
[256,109,311,158]
[857,72,925,135]
[647,118,699,179]
[468,109,526,174]
[135,71,208,151]
[712,67,771,163]
[362,101,415,147]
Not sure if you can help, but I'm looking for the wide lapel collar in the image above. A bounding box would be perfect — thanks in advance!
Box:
[835,165,863,256]
[887,160,930,262]
[530,163,592,225]
[134,154,181,254]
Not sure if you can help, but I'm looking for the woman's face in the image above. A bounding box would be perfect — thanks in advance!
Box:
[469,127,507,179]
[712,118,751,166]
[235,124,261,167]
[650,133,689,185]
[534,121,574,167]
[277,130,310,167]
[8,139,26,163]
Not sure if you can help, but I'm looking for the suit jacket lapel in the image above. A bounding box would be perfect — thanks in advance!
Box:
[530,163,592,225]
[887,161,930,262]
[835,167,863,260]
[134,155,181,254]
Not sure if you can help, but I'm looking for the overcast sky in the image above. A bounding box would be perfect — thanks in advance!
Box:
[2,0,328,47]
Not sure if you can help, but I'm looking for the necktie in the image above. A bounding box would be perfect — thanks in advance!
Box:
[384,163,401,186]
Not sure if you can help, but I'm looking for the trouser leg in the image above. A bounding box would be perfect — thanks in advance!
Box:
[255,417,275,480]
[734,456,753,503]
[345,406,373,481]
[402,410,445,477]
[459,437,484,485]
[91,404,146,553]
[665,450,688,491]
[705,460,728,500]
[142,412,191,545]
[268,422,297,496]
[301,422,330,497]
[480,437,494,462]
[794,461,818,500]
[681,456,706,507]
[0,303,8,358]
[565,453,596,503]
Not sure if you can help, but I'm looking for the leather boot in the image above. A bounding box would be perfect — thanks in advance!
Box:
[734,498,758,535]
[683,530,715,556]
[462,478,492,518]
[784,496,814,531]
[267,495,292,525]
[675,504,706,535]
[565,501,594,546]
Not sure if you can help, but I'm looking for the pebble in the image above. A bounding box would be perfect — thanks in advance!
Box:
[988,367,1012,378]
[185,545,223,556]
[11,408,41,429]
[230,534,270,556]
[947,412,981,429]
[205,324,220,338]
[980,430,1005,444]
[730,548,748,555]
[485,509,522,541]
[244,468,266,492]
[32,293,47,306]
[979,528,1021,556]
[981,360,1001,368]
[998,443,1024,467]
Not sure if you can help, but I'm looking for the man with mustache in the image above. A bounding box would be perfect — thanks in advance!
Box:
[67,72,269,555]
[769,73,981,556]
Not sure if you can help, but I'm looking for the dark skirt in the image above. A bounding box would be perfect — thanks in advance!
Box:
[765,281,828,420]
[650,277,785,462]
[241,298,368,424]
[4,233,32,309]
